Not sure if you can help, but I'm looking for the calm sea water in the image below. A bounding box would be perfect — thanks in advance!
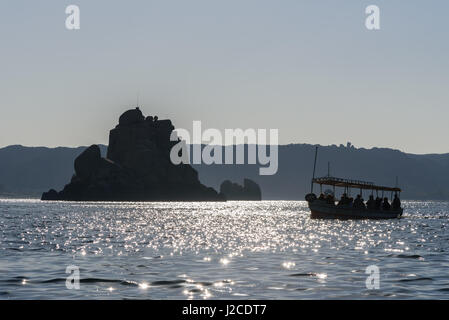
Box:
[1,199,449,299]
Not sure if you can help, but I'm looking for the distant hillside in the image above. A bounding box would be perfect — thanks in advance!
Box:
[0,144,448,200]
[0,145,107,197]
[193,144,449,200]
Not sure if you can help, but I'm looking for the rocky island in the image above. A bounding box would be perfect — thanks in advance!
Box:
[42,108,224,201]
[219,179,262,201]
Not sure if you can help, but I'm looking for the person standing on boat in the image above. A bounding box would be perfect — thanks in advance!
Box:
[392,194,401,210]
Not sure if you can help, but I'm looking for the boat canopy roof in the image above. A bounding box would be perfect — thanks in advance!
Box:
[313,176,401,192]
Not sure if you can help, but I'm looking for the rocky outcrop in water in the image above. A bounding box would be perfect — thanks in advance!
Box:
[41,108,224,201]
[219,178,262,200]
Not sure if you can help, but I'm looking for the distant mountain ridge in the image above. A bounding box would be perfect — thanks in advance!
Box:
[1,144,448,200]
[0,144,107,197]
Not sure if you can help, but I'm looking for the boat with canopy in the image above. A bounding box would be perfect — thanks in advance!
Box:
[304,147,403,219]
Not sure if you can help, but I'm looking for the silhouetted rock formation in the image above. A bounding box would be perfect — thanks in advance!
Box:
[41,108,224,201]
[219,178,262,200]
[41,189,59,200]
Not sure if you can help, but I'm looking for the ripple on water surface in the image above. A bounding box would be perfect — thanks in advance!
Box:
[1,199,449,299]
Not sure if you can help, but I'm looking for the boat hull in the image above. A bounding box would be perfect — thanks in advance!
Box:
[308,201,402,219]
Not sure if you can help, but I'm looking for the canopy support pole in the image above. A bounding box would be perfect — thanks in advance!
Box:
[310,146,318,194]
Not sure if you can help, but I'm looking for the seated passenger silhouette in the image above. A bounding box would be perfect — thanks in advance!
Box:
[326,194,335,205]
[348,197,354,207]
[392,194,401,210]
[318,193,325,200]
[382,197,391,211]
[338,193,349,206]
[375,197,382,210]
[366,195,375,209]
[353,194,366,209]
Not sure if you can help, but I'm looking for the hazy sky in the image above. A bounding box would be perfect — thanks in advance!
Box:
[0,1,448,154]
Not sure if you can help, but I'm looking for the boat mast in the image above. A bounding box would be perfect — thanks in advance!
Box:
[311,146,318,193]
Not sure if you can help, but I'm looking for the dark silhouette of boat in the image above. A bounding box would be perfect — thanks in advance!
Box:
[305,147,403,219]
